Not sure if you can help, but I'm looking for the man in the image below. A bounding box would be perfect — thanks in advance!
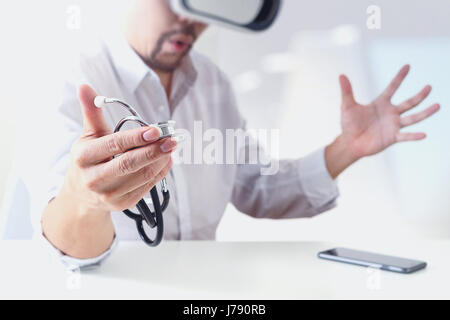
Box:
[39,0,439,267]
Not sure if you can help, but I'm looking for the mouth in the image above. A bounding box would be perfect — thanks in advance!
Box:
[167,34,194,53]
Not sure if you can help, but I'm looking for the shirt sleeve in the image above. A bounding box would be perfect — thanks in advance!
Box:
[231,145,339,219]
[213,67,340,220]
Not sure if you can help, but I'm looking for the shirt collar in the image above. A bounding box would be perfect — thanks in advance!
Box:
[174,51,198,88]
[105,36,198,94]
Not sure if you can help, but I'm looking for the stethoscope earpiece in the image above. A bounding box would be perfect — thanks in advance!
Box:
[94,96,108,108]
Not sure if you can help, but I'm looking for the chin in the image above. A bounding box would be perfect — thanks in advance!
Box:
[148,59,182,73]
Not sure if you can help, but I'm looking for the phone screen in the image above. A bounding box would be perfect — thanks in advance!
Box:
[319,247,427,273]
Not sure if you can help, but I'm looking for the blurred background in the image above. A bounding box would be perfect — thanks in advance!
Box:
[0,0,449,242]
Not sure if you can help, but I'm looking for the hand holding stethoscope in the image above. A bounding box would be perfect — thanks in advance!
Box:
[93,96,176,247]
[43,85,177,258]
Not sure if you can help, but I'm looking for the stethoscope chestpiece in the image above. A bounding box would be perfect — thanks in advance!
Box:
[149,121,176,141]
[158,121,176,138]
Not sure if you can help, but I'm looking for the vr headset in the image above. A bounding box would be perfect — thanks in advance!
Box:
[170,0,282,32]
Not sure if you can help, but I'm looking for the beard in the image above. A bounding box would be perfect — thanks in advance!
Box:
[145,25,197,73]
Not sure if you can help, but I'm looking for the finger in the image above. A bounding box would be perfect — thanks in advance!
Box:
[398,85,432,114]
[400,104,440,128]
[115,158,173,211]
[79,84,111,137]
[339,75,356,109]
[382,64,410,100]
[395,132,427,143]
[105,138,177,176]
[80,126,162,165]
[105,155,172,198]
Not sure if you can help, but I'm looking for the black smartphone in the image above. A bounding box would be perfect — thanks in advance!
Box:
[318,247,427,274]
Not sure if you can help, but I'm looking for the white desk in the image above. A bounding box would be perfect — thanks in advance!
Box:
[1,240,449,299]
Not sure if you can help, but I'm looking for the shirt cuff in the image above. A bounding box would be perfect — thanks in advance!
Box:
[44,233,118,271]
[298,146,340,209]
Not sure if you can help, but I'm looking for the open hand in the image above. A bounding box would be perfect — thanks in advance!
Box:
[326,65,440,179]
[340,64,440,158]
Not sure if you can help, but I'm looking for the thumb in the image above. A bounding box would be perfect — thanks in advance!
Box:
[339,75,356,109]
[78,84,111,138]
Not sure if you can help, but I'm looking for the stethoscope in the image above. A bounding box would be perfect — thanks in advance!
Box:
[94,96,175,247]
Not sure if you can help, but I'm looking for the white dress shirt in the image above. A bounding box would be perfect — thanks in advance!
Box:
[25,37,339,269]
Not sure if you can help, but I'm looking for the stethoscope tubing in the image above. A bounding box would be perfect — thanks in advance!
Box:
[97,96,171,247]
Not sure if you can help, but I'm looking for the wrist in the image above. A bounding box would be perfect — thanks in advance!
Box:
[44,180,114,259]
[325,135,360,179]
[60,174,110,218]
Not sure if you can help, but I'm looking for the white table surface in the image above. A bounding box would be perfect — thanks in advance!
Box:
[1,239,449,299]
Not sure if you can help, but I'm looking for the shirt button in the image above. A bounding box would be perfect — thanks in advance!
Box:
[158,105,165,112]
